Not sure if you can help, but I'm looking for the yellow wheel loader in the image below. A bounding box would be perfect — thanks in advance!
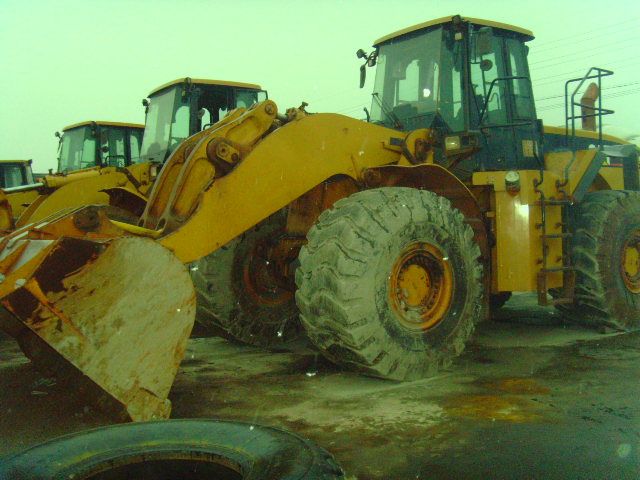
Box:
[0,160,36,230]
[2,121,144,226]
[0,15,637,421]
[7,79,267,228]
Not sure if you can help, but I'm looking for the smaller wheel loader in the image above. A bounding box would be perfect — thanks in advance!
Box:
[0,16,637,421]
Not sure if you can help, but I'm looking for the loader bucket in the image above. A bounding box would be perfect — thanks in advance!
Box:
[0,234,195,421]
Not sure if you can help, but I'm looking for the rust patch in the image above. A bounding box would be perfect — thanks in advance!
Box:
[444,395,542,423]
[488,378,551,395]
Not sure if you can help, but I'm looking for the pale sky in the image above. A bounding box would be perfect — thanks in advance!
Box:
[0,0,638,172]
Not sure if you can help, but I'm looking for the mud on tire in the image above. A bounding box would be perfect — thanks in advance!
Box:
[191,212,301,347]
[554,190,640,330]
[295,187,483,381]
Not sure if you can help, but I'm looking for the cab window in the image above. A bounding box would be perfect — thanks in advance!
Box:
[507,38,535,119]
[470,33,508,125]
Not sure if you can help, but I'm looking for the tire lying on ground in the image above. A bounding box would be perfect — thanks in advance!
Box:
[0,419,345,480]
[296,187,484,381]
[553,190,640,330]
[191,211,302,346]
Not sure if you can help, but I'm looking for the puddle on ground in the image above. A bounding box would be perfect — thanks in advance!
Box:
[443,394,543,422]
[486,377,551,395]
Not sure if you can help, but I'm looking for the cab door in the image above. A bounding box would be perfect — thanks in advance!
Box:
[505,37,541,170]
[469,31,540,171]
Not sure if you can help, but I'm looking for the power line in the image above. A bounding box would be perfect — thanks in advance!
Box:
[532,62,640,87]
[536,87,640,112]
[530,34,640,68]
[532,16,640,50]
[536,81,640,102]
[532,46,640,72]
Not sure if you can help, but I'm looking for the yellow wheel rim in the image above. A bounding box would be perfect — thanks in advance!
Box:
[621,229,640,294]
[389,242,453,331]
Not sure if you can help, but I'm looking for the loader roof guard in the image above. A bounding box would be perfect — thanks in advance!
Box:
[57,122,145,173]
[374,15,534,46]
[140,78,267,164]
[148,78,263,97]
[62,120,144,131]
[0,160,32,165]
[0,160,34,188]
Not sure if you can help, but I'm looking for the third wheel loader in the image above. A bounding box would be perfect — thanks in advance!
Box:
[0,15,637,421]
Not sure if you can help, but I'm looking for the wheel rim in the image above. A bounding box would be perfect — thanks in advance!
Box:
[389,242,453,331]
[243,241,293,307]
[621,229,640,293]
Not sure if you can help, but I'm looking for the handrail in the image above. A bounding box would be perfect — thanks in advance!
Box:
[478,75,531,125]
[563,67,614,152]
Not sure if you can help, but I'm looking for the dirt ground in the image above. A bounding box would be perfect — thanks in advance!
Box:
[1,294,639,479]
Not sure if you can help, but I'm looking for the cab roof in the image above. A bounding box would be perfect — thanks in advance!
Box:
[62,121,144,132]
[0,160,32,165]
[148,78,263,97]
[374,15,535,46]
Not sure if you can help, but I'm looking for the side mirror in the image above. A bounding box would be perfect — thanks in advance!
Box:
[480,59,493,71]
[476,27,493,56]
[357,49,377,88]
[54,131,61,139]
[142,98,150,107]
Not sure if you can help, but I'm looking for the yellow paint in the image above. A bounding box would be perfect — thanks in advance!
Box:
[545,149,601,196]
[597,167,624,190]
[41,167,103,188]
[110,220,163,239]
[543,125,629,146]
[6,189,40,219]
[473,170,563,292]
[63,120,144,131]
[374,15,534,46]
[399,265,430,306]
[157,111,403,263]
[16,162,154,226]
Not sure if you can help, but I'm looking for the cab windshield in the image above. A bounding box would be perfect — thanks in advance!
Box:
[140,86,189,163]
[0,163,28,188]
[371,26,464,132]
[58,127,97,173]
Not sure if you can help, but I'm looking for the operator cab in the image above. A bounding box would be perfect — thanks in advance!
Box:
[0,160,35,188]
[56,121,144,174]
[139,78,267,164]
[365,15,540,175]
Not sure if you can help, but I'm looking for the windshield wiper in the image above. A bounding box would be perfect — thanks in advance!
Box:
[372,93,404,130]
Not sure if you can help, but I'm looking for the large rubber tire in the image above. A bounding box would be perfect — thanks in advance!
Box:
[0,419,344,480]
[296,187,483,381]
[555,190,640,330]
[191,212,301,347]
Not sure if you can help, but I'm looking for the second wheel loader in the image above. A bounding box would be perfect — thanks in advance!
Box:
[6,78,267,228]
[0,15,637,421]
